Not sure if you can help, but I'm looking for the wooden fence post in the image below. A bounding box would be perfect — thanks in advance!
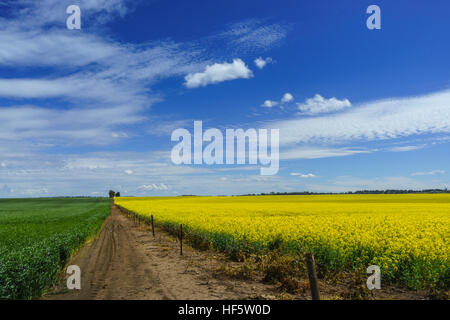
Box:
[306,253,320,300]
[180,224,183,256]
[151,215,155,237]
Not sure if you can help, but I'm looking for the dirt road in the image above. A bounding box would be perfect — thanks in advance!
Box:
[44,206,279,300]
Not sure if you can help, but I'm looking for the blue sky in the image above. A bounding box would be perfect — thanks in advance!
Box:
[0,0,449,197]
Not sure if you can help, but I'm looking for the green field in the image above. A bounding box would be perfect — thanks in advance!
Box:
[0,198,110,300]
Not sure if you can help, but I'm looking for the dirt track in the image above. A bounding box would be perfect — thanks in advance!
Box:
[44,206,279,300]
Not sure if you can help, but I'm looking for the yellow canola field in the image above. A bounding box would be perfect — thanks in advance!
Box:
[115,194,450,289]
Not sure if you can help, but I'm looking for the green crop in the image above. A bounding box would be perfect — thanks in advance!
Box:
[0,198,110,300]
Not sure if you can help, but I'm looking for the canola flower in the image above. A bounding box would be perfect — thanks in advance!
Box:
[115,194,450,289]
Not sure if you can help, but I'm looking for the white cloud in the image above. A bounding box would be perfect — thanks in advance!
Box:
[0,8,285,161]
[222,20,287,53]
[4,0,134,29]
[111,132,129,139]
[147,119,193,137]
[1,147,447,197]
[254,57,272,69]
[281,92,294,103]
[261,92,293,108]
[1,185,14,195]
[138,183,169,191]
[261,100,278,108]
[0,105,141,145]
[0,76,147,105]
[291,172,316,178]
[306,176,445,193]
[388,145,425,152]
[0,25,204,147]
[1,162,6,168]
[297,94,351,115]
[184,59,253,88]
[269,89,450,146]
[124,169,133,175]
[0,5,234,150]
[411,170,445,176]
[281,147,370,160]
[26,187,49,195]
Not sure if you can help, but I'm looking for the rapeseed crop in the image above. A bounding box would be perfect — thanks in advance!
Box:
[115,194,449,290]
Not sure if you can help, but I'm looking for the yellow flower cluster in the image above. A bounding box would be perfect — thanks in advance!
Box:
[115,194,449,289]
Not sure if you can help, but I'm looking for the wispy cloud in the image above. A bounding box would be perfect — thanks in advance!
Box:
[291,172,316,178]
[0,24,204,146]
[307,176,447,193]
[269,89,450,146]
[388,145,425,152]
[281,147,370,160]
[0,150,287,197]
[0,4,280,153]
[147,118,194,137]
[411,170,446,176]
[221,19,287,53]
[3,0,136,28]
[0,105,143,145]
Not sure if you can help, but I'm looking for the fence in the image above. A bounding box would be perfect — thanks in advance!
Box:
[115,203,321,300]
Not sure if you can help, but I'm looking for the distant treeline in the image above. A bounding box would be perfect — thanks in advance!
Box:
[242,189,450,196]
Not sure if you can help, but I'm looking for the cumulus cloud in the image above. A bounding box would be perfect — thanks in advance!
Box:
[297,94,351,115]
[261,100,278,108]
[281,93,294,103]
[254,57,272,69]
[261,93,293,108]
[184,59,253,88]
[261,92,294,108]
